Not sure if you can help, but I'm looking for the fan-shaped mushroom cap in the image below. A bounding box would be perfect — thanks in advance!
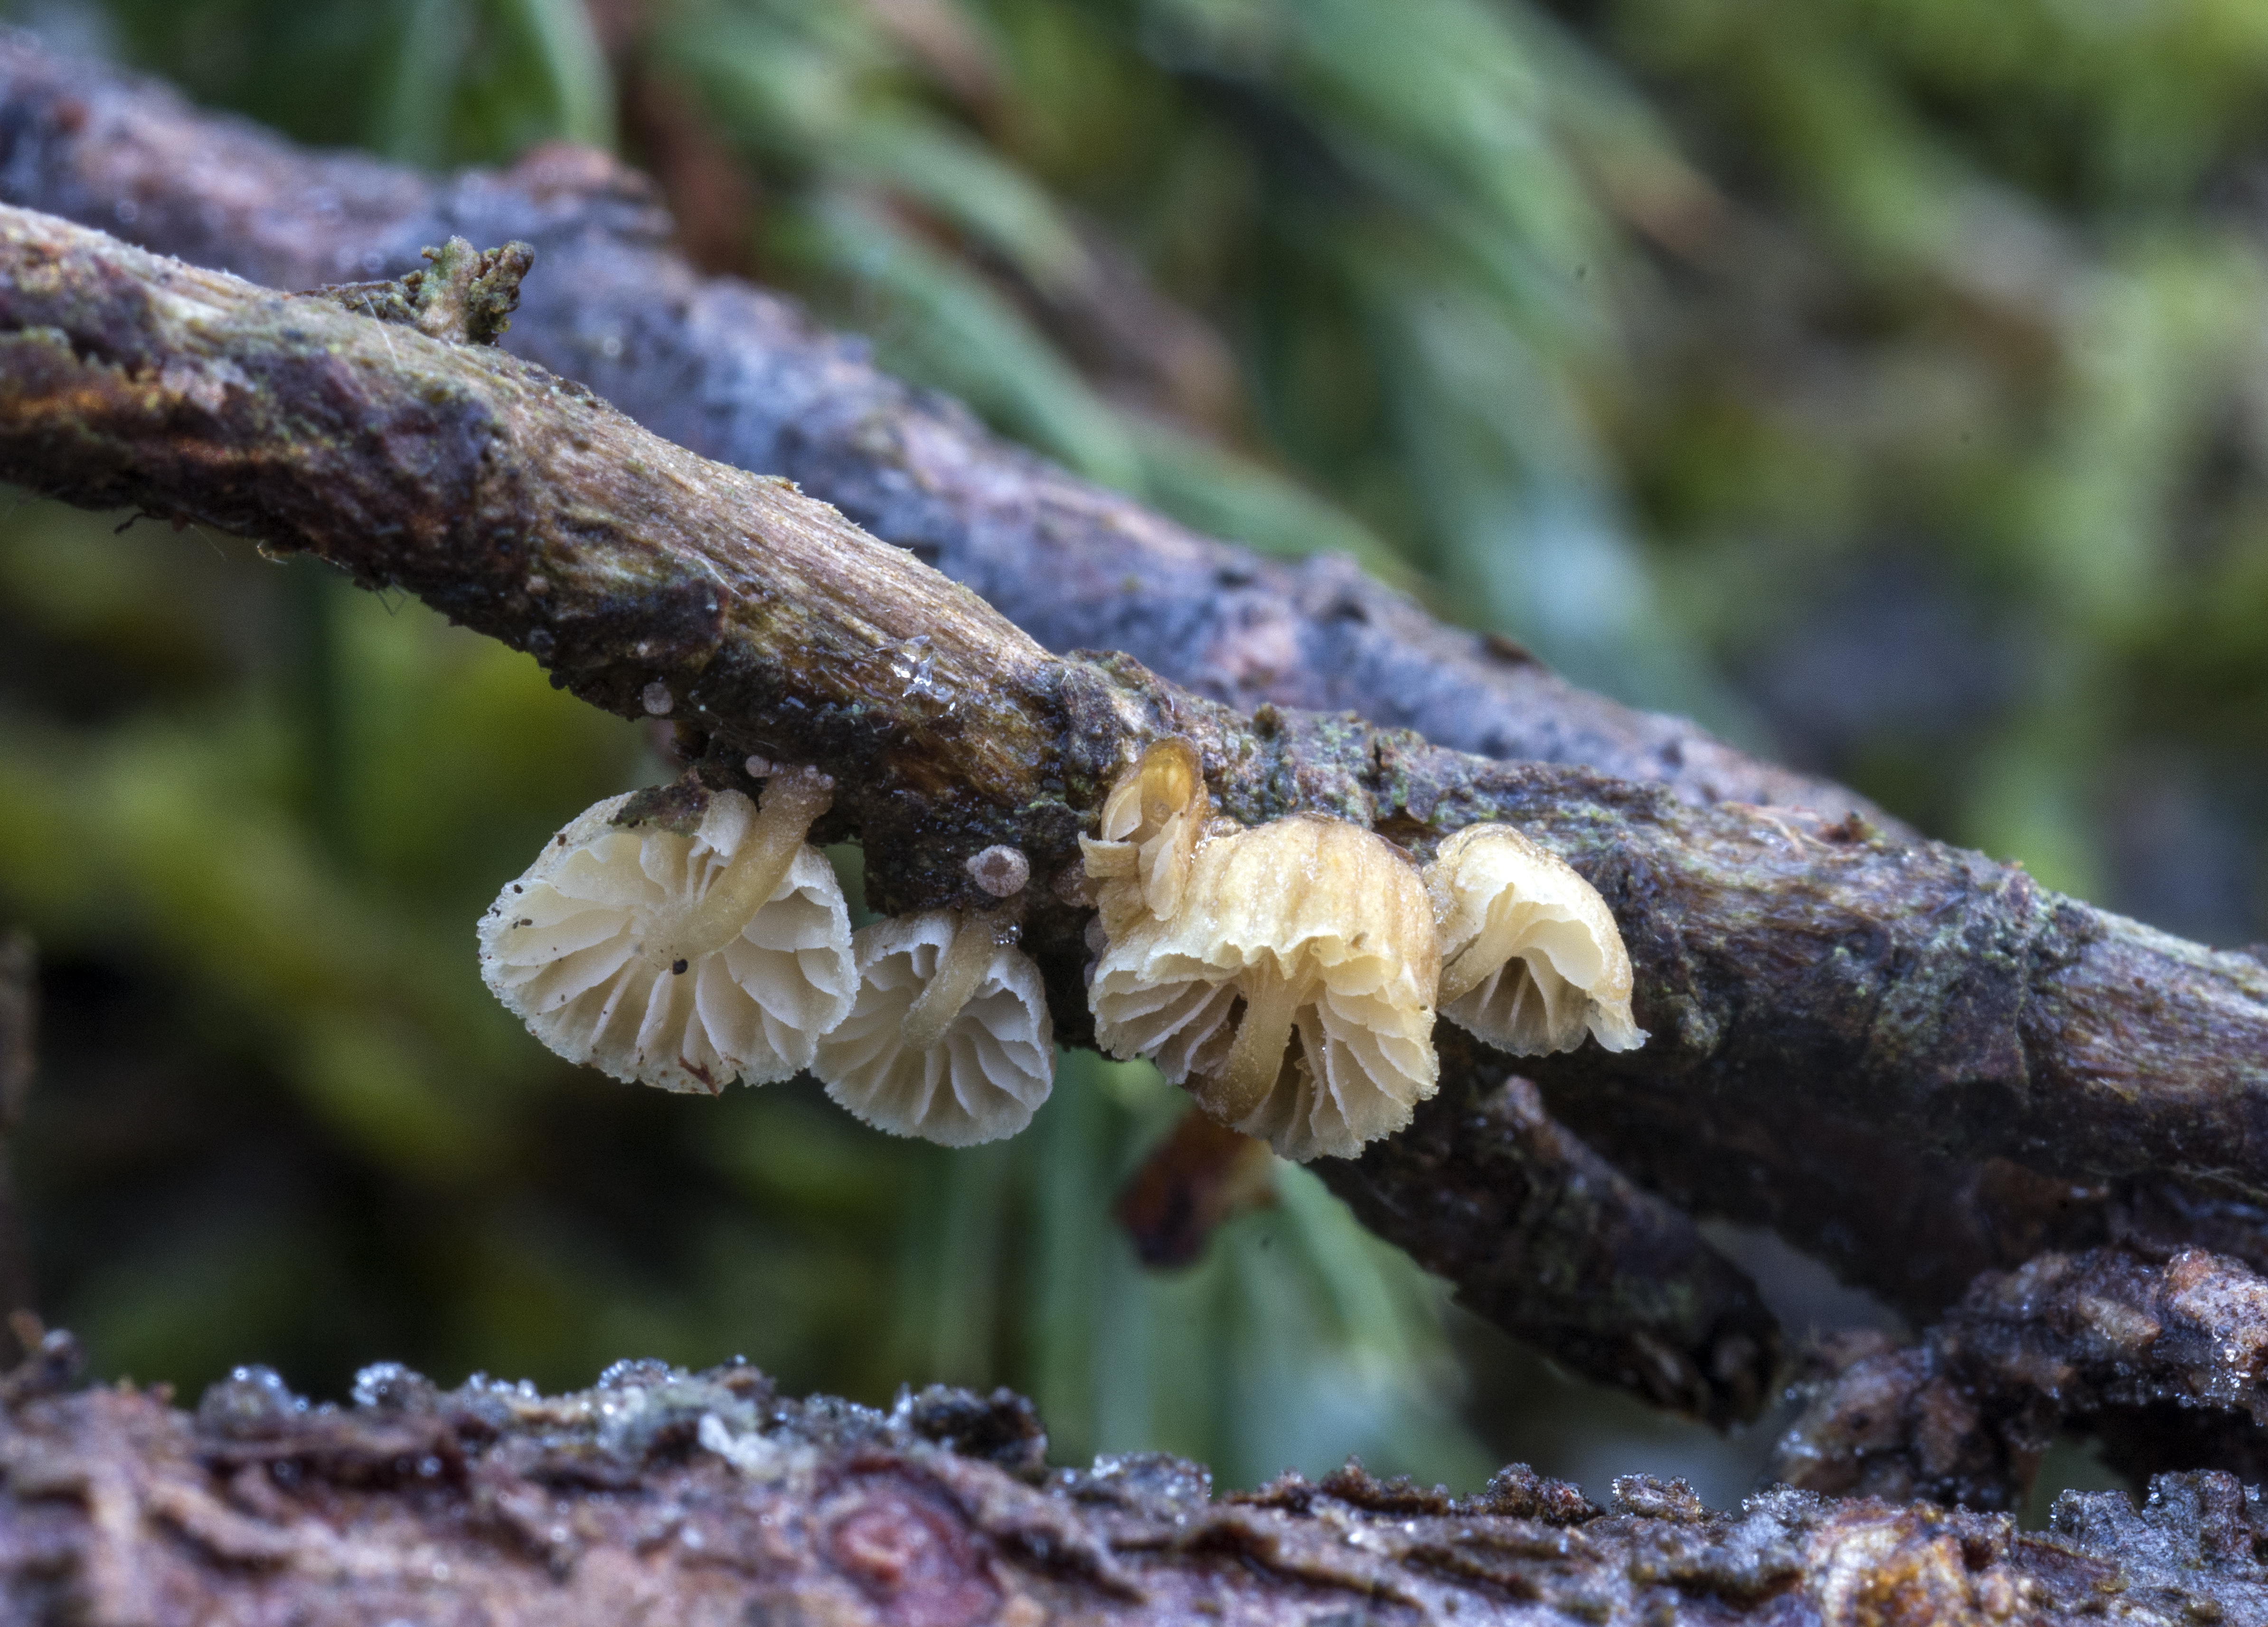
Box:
[1424,823,1645,1055]
[478,772,854,1093]
[815,910,1054,1146]
[1089,813,1440,1162]
[1079,738,1213,935]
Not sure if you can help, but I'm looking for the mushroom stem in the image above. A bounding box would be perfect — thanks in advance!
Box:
[1199,960,1299,1125]
[900,911,1006,1053]
[647,769,834,967]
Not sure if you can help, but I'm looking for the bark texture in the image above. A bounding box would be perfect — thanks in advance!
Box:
[12,1348,2268,1627]
[1771,1246,2268,1510]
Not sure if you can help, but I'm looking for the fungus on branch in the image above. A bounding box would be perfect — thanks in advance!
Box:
[814,910,1054,1146]
[477,770,855,1093]
[1078,737,1213,934]
[1090,813,1440,1162]
[1424,824,1645,1056]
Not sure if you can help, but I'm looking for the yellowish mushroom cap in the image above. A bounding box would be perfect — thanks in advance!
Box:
[1423,823,1646,1056]
[477,775,854,1093]
[1089,813,1440,1162]
[814,910,1054,1146]
[1079,738,1212,936]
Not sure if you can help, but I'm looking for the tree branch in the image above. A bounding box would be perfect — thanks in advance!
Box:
[1770,1245,2268,1511]
[0,28,1883,828]
[11,1346,2268,1626]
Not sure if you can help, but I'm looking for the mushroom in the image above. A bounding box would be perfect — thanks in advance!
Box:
[477,769,855,1092]
[814,909,1054,1146]
[1423,823,1646,1055]
[1088,813,1440,1162]
[1078,737,1213,934]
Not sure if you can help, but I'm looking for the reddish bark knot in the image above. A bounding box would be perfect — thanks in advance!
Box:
[827,1481,997,1627]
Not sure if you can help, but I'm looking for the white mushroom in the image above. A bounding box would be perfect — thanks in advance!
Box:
[1423,823,1646,1056]
[1089,813,1440,1162]
[477,770,855,1092]
[814,909,1054,1146]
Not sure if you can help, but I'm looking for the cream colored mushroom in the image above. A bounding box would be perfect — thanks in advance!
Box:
[477,769,855,1093]
[1089,813,1440,1162]
[814,910,1054,1146]
[1078,737,1213,935]
[1423,823,1646,1055]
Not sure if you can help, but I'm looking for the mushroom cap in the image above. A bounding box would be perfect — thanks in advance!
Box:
[1079,738,1211,934]
[1424,823,1646,1055]
[815,911,1054,1146]
[1089,813,1440,1162]
[478,789,855,1092]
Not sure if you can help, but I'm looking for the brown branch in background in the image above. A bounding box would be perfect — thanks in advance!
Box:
[11,1350,2268,1625]
[1770,1246,2268,1511]
[0,931,34,1365]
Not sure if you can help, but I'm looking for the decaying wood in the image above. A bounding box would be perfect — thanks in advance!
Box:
[1772,1245,2268,1511]
[10,1346,2268,1627]
[7,202,2268,1439]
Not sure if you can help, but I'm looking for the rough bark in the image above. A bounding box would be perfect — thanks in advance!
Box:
[1770,1246,2268,1511]
[0,29,1888,828]
[12,1347,2268,1627]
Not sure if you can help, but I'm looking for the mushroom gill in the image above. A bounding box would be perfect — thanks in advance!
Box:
[1423,822,1645,1056]
[477,770,854,1092]
[814,909,1054,1146]
[1088,813,1440,1162]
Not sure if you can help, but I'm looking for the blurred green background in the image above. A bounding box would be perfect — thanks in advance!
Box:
[4,0,2266,1509]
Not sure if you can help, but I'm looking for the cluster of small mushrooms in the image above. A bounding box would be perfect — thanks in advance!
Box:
[478,740,1643,1161]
